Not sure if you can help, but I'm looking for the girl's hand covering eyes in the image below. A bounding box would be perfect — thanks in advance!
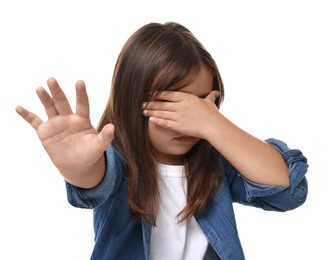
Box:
[142,90,220,139]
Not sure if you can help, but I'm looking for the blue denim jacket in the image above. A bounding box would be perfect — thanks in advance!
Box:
[66,138,308,260]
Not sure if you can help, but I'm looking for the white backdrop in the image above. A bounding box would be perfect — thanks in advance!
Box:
[1,0,332,259]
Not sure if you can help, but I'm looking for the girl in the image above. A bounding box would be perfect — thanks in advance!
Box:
[16,22,308,260]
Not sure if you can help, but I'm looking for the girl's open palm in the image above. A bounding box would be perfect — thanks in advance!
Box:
[16,78,114,174]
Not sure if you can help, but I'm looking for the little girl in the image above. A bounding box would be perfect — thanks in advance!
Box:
[16,22,308,260]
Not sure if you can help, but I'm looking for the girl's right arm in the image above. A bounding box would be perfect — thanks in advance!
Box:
[16,77,114,189]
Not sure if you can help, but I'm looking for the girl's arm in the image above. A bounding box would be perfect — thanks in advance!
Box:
[16,78,114,189]
[143,90,289,187]
[225,138,308,211]
[205,113,290,186]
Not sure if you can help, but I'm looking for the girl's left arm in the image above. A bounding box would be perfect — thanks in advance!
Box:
[142,89,308,210]
[205,113,290,187]
[143,90,291,187]
[222,138,308,211]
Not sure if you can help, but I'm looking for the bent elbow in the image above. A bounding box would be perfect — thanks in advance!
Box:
[253,177,308,212]
[279,176,290,188]
[276,177,308,212]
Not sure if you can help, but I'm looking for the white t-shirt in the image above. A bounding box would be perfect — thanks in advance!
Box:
[149,164,208,260]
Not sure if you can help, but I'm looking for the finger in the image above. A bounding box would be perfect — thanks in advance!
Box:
[75,80,90,118]
[15,105,43,130]
[149,116,175,129]
[97,124,115,150]
[143,109,174,119]
[142,100,175,111]
[205,90,219,103]
[36,87,59,118]
[47,77,73,115]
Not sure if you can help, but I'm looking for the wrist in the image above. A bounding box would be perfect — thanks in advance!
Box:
[203,112,227,143]
[59,156,106,189]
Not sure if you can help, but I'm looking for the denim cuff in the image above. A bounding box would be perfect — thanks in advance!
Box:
[244,138,308,200]
[66,145,124,209]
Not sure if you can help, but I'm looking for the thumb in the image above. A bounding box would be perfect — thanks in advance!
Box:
[205,90,219,103]
[98,123,115,148]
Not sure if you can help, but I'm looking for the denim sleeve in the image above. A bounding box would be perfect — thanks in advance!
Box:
[225,138,309,212]
[65,145,125,209]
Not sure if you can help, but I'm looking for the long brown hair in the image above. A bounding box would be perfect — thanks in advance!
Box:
[98,22,225,225]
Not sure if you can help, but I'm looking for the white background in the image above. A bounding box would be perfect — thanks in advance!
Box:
[1,0,332,259]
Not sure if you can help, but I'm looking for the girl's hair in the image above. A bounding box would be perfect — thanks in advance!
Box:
[98,22,224,225]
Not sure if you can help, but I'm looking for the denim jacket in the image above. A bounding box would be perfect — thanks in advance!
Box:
[66,138,308,260]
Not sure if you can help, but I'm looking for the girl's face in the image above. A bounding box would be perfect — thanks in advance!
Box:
[148,65,213,165]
